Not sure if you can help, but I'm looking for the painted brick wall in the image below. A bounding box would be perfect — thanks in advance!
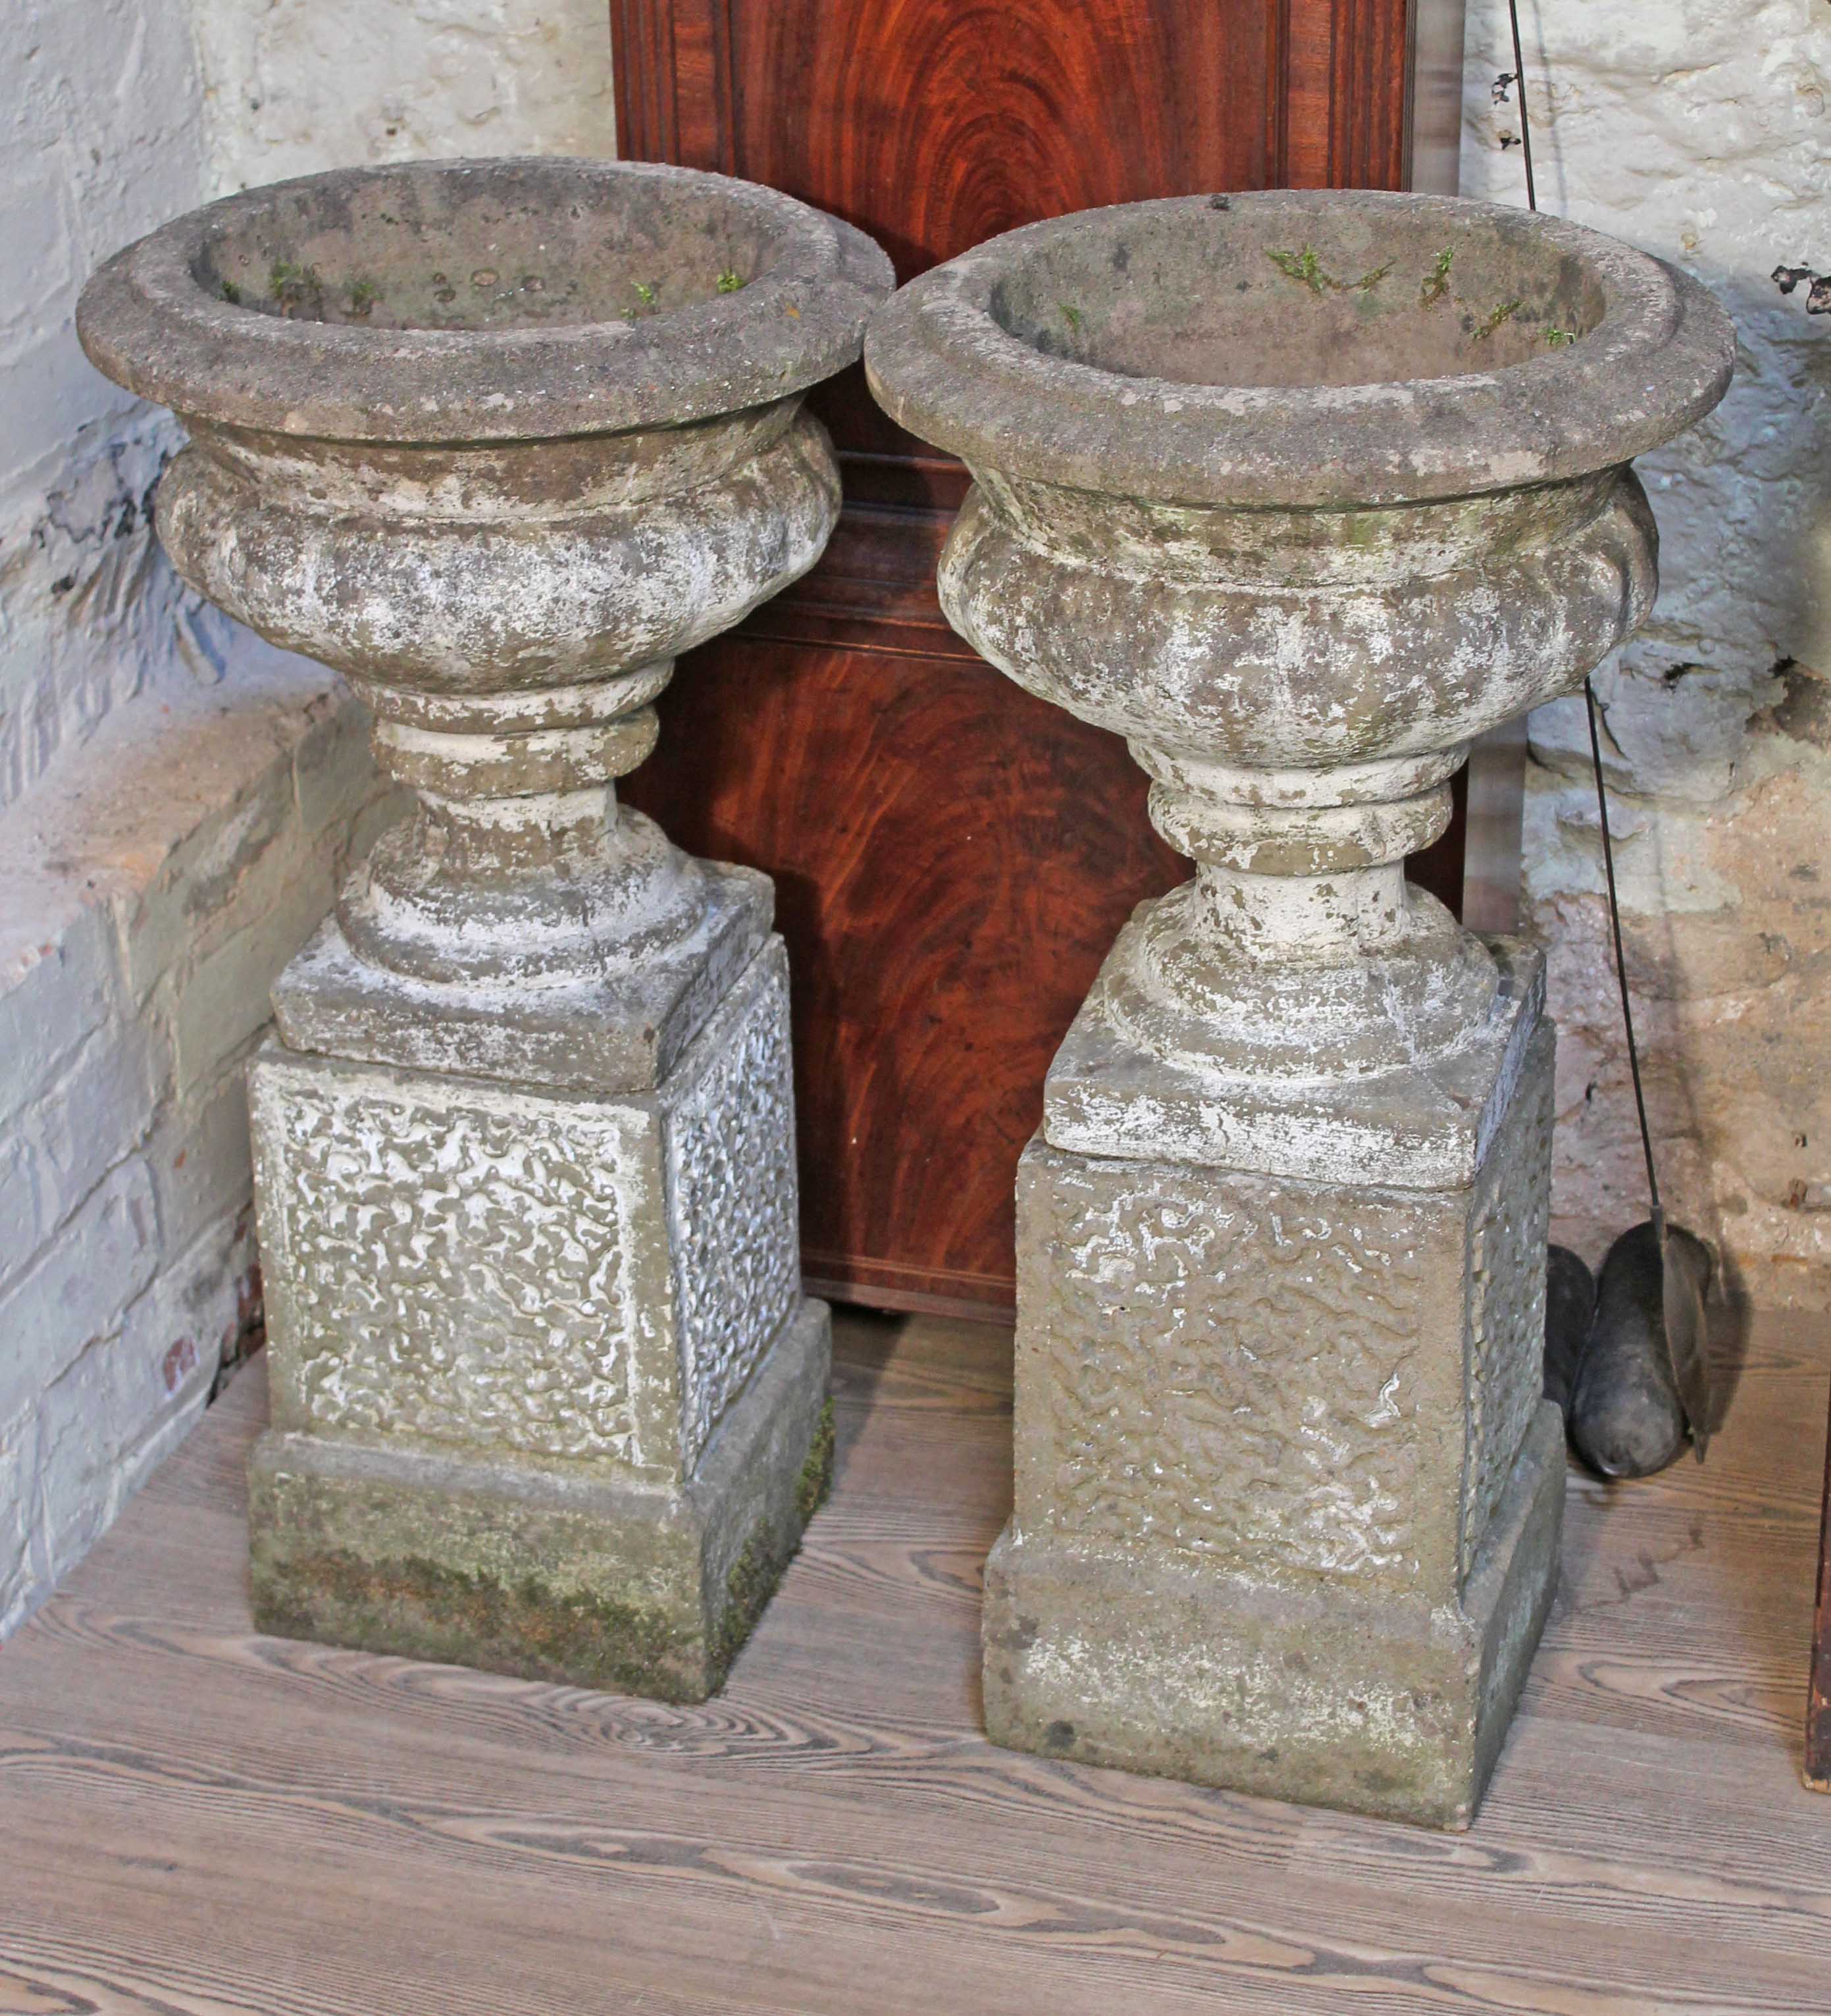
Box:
[1462,1,1831,1304]
[0,651,401,1635]
[0,0,615,1637]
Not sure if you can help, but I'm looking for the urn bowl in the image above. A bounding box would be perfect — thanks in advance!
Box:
[78,157,893,991]
[865,190,1734,1087]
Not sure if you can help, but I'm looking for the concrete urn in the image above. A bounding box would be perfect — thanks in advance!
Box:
[78,159,893,1700]
[867,190,1734,1823]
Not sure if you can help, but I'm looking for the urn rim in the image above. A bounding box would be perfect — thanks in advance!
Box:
[77,157,894,445]
[864,190,1735,509]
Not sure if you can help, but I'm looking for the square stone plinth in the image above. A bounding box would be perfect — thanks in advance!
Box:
[985,1012,1561,1828]
[246,936,833,1701]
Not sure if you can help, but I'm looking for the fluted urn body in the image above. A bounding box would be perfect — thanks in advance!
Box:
[78,159,892,1701]
[868,192,1733,1824]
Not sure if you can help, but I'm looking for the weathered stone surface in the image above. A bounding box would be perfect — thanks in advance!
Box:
[250,1297,833,1701]
[869,195,1734,1121]
[253,942,801,1476]
[983,1402,1565,1830]
[77,159,890,1692]
[987,1020,1559,1825]
[78,159,893,998]
[271,859,771,1094]
[867,190,1732,1821]
[249,939,828,1695]
[1046,933,1546,1191]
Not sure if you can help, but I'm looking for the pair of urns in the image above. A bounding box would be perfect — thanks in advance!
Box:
[78,159,1731,1830]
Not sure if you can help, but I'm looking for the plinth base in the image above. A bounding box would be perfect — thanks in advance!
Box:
[247,931,827,1700]
[991,958,1559,1826]
[249,1298,832,1702]
[983,1399,1564,1829]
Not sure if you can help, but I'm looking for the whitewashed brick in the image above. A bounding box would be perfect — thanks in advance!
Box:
[0,1156,159,1428]
[294,692,382,843]
[20,1016,167,1234]
[168,846,339,1097]
[145,1062,255,1263]
[0,1131,41,1270]
[118,754,299,1005]
[0,1405,39,1636]
[0,899,119,1131]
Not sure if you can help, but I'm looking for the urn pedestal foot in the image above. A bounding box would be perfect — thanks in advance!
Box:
[245,933,832,1701]
[986,958,1561,1826]
[983,1403,1563,1828]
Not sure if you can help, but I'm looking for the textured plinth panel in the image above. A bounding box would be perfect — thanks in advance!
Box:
[247,937,828,1698]
[987,1017,1559,1826]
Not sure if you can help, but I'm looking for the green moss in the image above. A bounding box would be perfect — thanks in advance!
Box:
[268,260,324,317]
[1472,298,1522,342]
[1543,325,1576,348]
[1268,247,1390,297]
[1421,247,1453,307]
[1268,246,1330,295]
[717,268,745,294]
[219,280,242,305]
[1059,302,1083,334]
[257,1545,705,1702]
[796,1398,837,1526]
[348,278,378,317]
[715,1528,777,1668]
[708,1399,835,1678]
[632,280,658,305]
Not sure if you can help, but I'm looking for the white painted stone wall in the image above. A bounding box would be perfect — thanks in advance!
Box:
[1,0,615,1637]
[1462,1,1831,1304]
[191,0,616,194]
[2,0,213,808]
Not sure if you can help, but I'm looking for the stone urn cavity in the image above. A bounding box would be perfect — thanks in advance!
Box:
[866,190,1732,1825]
[79,157,892,1700]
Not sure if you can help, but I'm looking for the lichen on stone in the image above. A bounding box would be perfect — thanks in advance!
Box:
[796,1396,836,1526]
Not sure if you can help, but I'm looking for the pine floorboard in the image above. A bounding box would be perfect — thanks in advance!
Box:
[1,1305,1827,2014]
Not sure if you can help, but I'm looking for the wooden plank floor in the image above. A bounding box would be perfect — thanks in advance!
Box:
[2,1305,1828,2015]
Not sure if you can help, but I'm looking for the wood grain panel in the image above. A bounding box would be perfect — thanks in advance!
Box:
[1280,0,1417,190]
[725,0,1279,275]
[623,515,1185,1311]
[609,0,734,170]
[1,1306,1828,2013]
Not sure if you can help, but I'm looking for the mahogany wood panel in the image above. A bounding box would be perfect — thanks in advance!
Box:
[1281,0,1417,190]
[612,0,1464,1316]
[3,1308,1828,2012]
[624,512,1183,1314]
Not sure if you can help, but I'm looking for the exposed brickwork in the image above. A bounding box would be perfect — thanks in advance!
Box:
[0,658,393,1638]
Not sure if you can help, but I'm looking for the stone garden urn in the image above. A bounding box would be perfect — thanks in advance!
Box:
[79,158,892,1700]
[866,190,1732,1824]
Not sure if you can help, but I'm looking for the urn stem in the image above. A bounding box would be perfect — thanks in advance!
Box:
[1192,860,1413,960]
